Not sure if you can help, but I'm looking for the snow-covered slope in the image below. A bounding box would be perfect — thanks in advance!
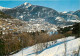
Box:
[67,19,80,23]
[12,36,80,56]
[73,10,80,19]
[0,6,10,11]
[55,16,65,22]
[0,6,6,10]
[62,11,67,14]
[38,38,80,56]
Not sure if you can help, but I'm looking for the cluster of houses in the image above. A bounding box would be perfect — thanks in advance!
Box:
[0,18,58,35]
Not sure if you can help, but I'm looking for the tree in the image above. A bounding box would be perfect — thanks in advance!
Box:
[72,23,80,37]
[0,38,5,56]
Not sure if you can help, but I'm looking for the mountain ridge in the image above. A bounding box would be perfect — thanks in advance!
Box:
[3,2,59,21]
[1,2,80,26]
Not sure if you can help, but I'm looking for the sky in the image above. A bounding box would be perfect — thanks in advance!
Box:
[0,0,80,12]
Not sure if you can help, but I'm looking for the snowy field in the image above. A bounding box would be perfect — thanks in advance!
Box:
[12,36,80,56]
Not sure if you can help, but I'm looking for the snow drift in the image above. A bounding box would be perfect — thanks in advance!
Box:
[12,36,80,56]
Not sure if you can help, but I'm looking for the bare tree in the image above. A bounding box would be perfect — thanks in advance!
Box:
[64,38,67,56]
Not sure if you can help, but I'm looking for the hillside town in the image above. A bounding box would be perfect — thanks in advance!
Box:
[0,1,80,56]
[0,18,57,35]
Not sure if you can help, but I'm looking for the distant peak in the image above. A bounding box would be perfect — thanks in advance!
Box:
[23,2,31,5]
[23,2,32,8]
[62,11,67,13]
[0,6,11,10]
[13,2,32,9]
[24,2,28,5]
[0,6,6,8]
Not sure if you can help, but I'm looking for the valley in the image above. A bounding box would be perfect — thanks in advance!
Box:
[0,2,80,56]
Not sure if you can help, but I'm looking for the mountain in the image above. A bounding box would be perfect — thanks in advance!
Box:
[67,11,74,14]
[0,11,13,19]
[62,11,74,15]
[0,6,7,10]
[2,2,80,26]
[59,13,79,21]
[59,10,79,22]
[62,11,67,14]
[0,6,10,11]
[3,2,59,21]
[73,10,80,19]
[0,6,6,10]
